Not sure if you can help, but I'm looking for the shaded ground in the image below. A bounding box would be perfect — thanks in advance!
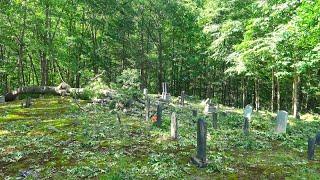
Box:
[0,96,320,179]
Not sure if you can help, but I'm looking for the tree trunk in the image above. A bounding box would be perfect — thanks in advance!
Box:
[276,76,280,111]
[255,78,259,111]
[271,69,275,112]
[292,74,300,118]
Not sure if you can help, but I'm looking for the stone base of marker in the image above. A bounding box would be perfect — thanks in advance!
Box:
[204,104,214,115]
[191,156,208,168]
[161,93,171,102]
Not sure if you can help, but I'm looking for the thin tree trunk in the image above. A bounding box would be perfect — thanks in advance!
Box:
[292,74,300,118]
[276,76,280,111]
[271,69,275,112]
[255,78,260,111]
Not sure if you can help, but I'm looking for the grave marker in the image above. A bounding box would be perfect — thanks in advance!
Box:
[243,105,253,135]
[212,107,218,129]
[191,118,208,168]
[171,112,178,140]
[275,110,288,133]
[161,82,171,101]
[156,103,162,127]
[315,132,320,145]
[308,137,316,160]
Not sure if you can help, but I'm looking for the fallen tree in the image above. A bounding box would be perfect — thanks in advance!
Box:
[4,82,84,102]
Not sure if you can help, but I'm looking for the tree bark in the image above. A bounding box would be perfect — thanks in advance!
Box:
[292,74,300,118]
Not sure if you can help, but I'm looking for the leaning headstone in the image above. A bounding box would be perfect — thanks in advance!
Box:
[0,96,5,103]
[156,103,162,127]
[308,137,316,160]
[212,107,218,129]
[315,132,320,145]
[243,105,253,135]
[191,118,208,168]
[275,110,288,133]
[171,112,178,140]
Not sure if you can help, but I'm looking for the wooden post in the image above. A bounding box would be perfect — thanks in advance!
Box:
[116,112,121,124]
[308,137,316,160]
[191,118,208,168]
[171,112,178,140]
[156,103,162,127]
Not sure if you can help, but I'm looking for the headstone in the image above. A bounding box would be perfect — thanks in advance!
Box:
[161,82,171,101]
[156,103,162,127]
[212,107,218,129]
[275,110,288,133]
[191,118,208,168]
[243,105,253,135]
[204,103,215,115]
[180,91,185,106]
[0,96,5,103]
[244,105,253,119]
[143,88,148,96]
[308,137,316,160]
[171,112,178,140]
[315,132,320,145]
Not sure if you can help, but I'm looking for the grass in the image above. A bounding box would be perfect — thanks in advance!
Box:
[0,96,320,179]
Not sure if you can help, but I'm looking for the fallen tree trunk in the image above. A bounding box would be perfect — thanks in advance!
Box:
[4,83,84,102]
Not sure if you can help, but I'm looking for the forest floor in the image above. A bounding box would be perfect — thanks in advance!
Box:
[0,95,320,179]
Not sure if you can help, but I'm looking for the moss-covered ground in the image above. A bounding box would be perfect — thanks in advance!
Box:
[0,96,320,179]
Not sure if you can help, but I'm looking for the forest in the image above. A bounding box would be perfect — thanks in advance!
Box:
[0,0,320,179]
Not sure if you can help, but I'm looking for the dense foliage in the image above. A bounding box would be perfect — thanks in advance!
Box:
[0,0,319,116]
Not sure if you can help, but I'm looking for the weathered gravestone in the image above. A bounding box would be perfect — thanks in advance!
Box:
[308,137,316,160]
[243,105,253,135]
[191,118,208,168]
[161,82,171,102]
[171,112,178,140]
[156,103,162,127]
[0,96,5,103]
[275,110,288,133]
[180,91,185,106]
[204,100,215,115]
[212,107,218,129]
[316,132,320,145]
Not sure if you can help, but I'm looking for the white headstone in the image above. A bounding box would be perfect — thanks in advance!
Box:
[0,96,5,103]
[275,110,288,133]
[143,88,148,96]
[244,105,253,119]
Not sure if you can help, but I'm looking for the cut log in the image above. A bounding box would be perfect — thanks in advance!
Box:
[4,83,83,102]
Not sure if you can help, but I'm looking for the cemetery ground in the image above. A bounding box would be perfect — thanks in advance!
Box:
[0,96,320,179]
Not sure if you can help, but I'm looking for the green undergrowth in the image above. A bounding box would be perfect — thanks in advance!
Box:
[0,96,320,179]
